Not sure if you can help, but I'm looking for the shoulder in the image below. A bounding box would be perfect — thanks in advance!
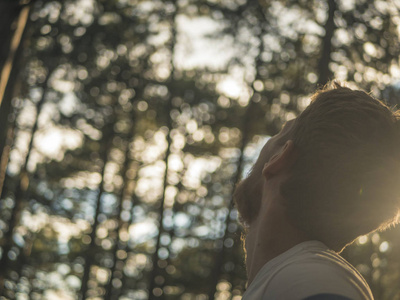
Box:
[243,242,374,300]
[262,251,373,300]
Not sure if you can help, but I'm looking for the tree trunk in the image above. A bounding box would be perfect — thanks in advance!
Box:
[317,0,336,86]
[0,73,49,287]
[80,123,114,300]
[148,2,178,298]
[0,1,21,73]
[0,1,32,197]
[104,123,136,299]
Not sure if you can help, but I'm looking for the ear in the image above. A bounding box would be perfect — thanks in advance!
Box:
[262,140,296,179]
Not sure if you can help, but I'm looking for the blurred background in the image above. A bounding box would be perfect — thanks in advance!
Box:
[1,0,400,299]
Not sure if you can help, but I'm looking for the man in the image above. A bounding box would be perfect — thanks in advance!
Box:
[234,82,400,299]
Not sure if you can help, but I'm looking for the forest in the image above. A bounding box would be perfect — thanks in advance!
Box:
[1,0,400,299]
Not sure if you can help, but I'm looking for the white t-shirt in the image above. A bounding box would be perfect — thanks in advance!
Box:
[242,240,374,300]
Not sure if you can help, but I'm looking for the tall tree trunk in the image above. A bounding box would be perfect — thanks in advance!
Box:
[148,102,172,300]
[104,120,136,300]
[317,0,336,86]
[148,7,178,300]
[0,73,49,288]
[107,82,147,298]
[80,123,114,300]
[0,1,22,73]
[0,1,32,197]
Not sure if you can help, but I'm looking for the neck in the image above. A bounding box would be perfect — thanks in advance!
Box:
[245,204,309,285]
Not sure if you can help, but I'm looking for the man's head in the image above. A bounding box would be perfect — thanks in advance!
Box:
[234,82,400,252]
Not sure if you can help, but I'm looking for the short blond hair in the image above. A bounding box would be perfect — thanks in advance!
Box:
[281,82,400,252]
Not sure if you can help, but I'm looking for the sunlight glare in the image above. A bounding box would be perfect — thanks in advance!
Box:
[129,220,158,244]
[174,15,236,70]
[34,126,83,160]
[217,77,243,99]
[182,156,221,189]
